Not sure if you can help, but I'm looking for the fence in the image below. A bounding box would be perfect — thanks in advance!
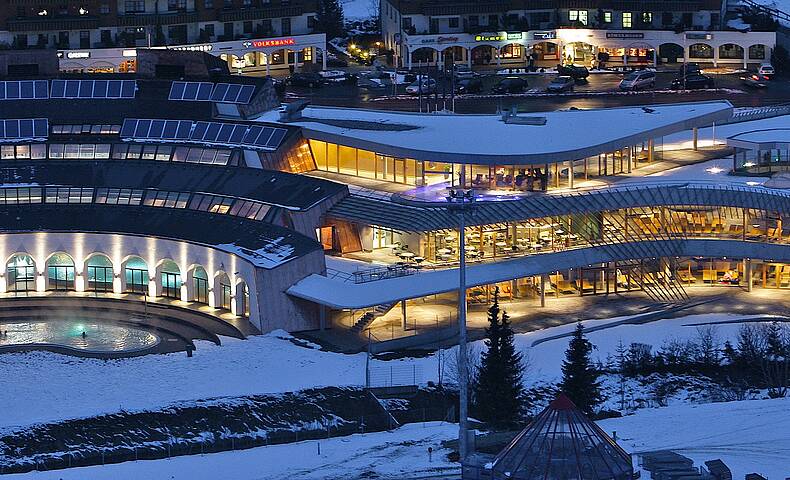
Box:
[367,363,424,388]
[726,103,790,125]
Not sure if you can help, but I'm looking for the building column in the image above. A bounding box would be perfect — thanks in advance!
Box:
[321,47,327,70]
[745,259,753,292]
[401,300,407,330]
[627,146,632,173]
[540,274,546,307]
[693,127,699,151]
[407,48,412,68]
[652,48,657,67]
[568,160,574,188]
[713,46,719,67]
[647,139,654,162]
[466,48,472,68]
[265,52,270,76]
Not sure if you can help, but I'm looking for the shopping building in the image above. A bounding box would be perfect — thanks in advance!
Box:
[380,0,776,68]
[0,1,325,74]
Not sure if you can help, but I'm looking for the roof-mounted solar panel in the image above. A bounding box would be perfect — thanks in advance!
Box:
[148,119,166,139]
[210,83,229,102]
[120,119,136,137]
[162,120,179,139]
[107,80,122,98]
[191,121,209,140]
[50,80,66,98]
[242,125,263,144]
[0,118,47,139]
[120,80,136,98]
[266,128,287,148]
[169,81,186,100]
[93,79,109,98]
[236,85,256,104]
[196,83,213,101]
[203,122,222,142]
[175,120,192,139]
[224,84,242,103]
[229,125,247,144]
[32,118,48,137]
[254,127,275,146]
[216,124,235,143]
[47,80,135,99]
[169,81,215,101]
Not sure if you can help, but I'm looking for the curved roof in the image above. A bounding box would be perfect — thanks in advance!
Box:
[0,161,345,211]
[327,181,790,232]
[0,205,321,269]
[261,101,733,164]
[727,128,790,150]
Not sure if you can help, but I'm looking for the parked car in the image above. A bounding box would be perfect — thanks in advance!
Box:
[492,76,528,94]
[742,73,769,88]
[546,76,575,93]
[405,78,437,94]
[557,64,589,79]
[455,77,483,94]
[678,63,701,77]
[758,63,775,78]
[286,72,324,88]
[671,73,714,90]
[619,70,656,91]
[452,65,477,80]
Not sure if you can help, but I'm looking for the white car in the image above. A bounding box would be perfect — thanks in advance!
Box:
[758,64,775,77]
[618,70,656,91]
[405,78,437,95]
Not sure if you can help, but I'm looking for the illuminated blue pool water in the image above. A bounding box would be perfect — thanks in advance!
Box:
[0,320,160,352]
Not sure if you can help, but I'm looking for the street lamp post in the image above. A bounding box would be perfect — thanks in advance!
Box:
[446,188,475,463]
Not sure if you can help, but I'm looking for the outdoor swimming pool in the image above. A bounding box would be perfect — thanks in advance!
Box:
[0,320,160,353]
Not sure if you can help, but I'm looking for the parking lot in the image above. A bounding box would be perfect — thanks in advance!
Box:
[281,67,790,114]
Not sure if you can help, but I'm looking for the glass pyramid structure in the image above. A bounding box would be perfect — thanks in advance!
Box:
[487,394,634,480]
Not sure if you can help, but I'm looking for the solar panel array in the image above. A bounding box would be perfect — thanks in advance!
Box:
[168,81,256,104]
[120,119,288,150]
[50,80,136,99]
[0,119,48,139]
[0,81,49,100]
[168,81,214,101]
[120,119,194,140]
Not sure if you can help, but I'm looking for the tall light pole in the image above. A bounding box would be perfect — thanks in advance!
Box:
[446,188,475,463]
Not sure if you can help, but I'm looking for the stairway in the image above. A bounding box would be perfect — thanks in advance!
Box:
[351,302,397,332]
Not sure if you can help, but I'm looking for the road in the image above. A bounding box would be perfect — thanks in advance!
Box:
[282,70,790,113]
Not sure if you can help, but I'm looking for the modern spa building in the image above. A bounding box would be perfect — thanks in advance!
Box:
[1,50,790,344]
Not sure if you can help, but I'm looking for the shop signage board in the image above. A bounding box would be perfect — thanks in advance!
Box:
[533,31,556,40]
[475,34,504,42]
[249,38,296,48]
[507,32,523,40]
[685,33,713,40]
[606,32,645,39]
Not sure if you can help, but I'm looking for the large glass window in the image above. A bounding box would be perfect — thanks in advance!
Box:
[46,252,75,291]
[87,255,114,293]
[192,267,209,304]
[160,260,181,299]
[95,188,144,205]
[622,12,632,28]
[7,254,36,293]
[45,187,93,204]
[124,257,148,294]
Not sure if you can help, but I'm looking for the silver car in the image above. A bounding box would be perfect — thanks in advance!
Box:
[619,70,656,91]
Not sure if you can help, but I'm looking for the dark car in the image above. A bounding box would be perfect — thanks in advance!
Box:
[557,64,590,79]
[671,73,714,90]
[492,76,528,94]
[455,77,483,94]
[286,72,324,88]
[546,76,575,93]
[678,62,701,77]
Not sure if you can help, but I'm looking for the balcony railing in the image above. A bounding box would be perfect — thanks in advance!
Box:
[218,7,305,22]
[7,16,99,32]
[116,11,199,26]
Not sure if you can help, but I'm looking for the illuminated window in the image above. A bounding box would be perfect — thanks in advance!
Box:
[642,12,652,24]
[604,11,612,23]
[622,12,632,28]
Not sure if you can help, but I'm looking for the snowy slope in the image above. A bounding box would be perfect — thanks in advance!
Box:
[2,313,783,433]
[599,397,790,480]
[6,398,788,480]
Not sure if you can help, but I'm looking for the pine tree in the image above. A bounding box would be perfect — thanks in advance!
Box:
[560,322,602,415]
[473,288,525,429]
[316,0,345,41]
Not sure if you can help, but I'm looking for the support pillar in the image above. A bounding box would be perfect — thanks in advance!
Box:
[647,139,654,163]
[321,47,327,70]
[319,305,327,329]
[568,160,574,188]
[540,274,546,307]
[401,300,407,330]
[652,48,657,67]
[265,53,270,76]
[693,127,699,151]
[745,259,753,292]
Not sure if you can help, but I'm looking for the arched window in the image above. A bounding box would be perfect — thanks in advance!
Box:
[124,256,149,294]
[192,266,209,304]
[7,254,36,292]
[46,253,75,291]
[160,260,181,299]
[86,254,114,292]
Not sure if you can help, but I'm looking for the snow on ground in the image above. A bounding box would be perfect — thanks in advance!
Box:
[4,422,459,480]
[4,312,782,433]
[341,0,378,20]
[599,396,790,480]
[618,157,768,186]
[8,398,789,480]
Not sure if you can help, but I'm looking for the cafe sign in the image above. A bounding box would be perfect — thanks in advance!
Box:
[422,36,459,44]
[507,32,523,40]
[686,33,713,40]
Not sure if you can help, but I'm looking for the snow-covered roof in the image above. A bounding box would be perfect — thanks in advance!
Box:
[258,101,733,164]
[727,128,790,150]
[288,239,790,308]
